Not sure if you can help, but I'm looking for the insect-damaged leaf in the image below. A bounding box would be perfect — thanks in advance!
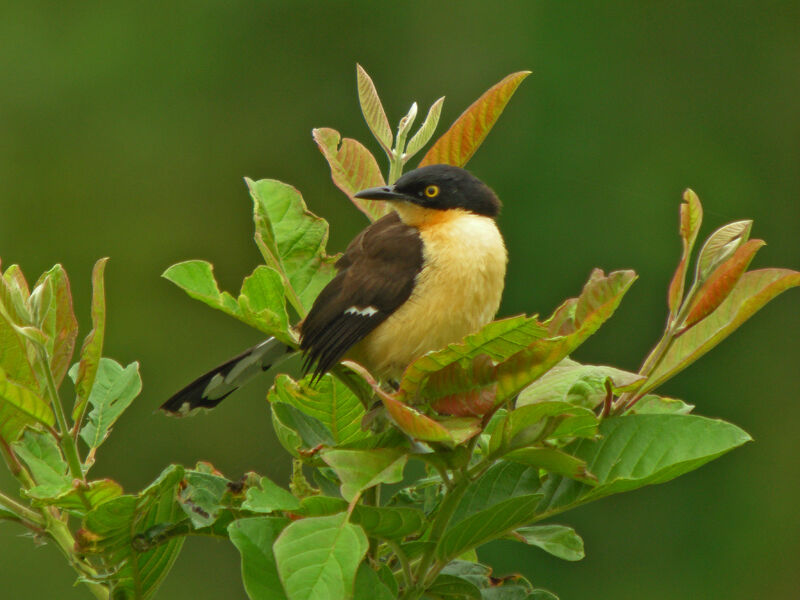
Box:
[419,71,530,168]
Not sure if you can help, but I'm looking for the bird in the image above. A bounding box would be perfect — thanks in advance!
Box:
[161,164,508,416]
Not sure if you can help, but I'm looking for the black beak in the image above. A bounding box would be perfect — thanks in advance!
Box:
[353,185,410,202]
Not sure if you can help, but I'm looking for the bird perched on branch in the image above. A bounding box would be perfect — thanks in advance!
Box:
[161,164,507,416]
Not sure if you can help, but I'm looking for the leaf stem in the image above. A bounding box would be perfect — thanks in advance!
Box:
[36,345,87,486]
[385,538,413,591]
[0,488,45,525]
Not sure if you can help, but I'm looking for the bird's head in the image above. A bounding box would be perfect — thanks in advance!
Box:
[354,164,501,218]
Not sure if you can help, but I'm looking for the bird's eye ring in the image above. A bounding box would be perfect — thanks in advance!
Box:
[424,185,440,198]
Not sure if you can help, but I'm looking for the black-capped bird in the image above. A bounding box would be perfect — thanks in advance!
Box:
[161,164,507,415]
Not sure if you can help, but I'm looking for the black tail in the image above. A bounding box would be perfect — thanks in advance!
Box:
[160,337,293,416]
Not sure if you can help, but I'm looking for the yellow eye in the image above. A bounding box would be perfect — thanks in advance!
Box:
[424,185,439,198]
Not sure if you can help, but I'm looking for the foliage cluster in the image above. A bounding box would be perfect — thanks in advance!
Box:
[0,67,797,599]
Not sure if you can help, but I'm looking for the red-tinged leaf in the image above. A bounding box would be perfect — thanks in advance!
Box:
[668,189,703,317]
[695,220,752,284]
[356,64,393,154]
[431,386,497,417]
[381,393,453,444]
[419,71,531,168]
[399,315,548,401]
[495,270,637,403]
[437,416,482,445]
[72,258,108,422]
[682,239,765,328]
[644,268,800,393]
[312,127,390,222]
[3,265,30,299]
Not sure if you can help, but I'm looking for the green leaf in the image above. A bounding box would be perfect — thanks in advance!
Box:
[436,494,542,561]
[404,96,445,162]
[453,462,542,525]
[248,178,338,315]
[312,127,390,223]
[78,358,141,452]
[297,496,425,539]
[512,524,585,561]
[536,414,752,515]
[71,258,107,422]
[440,560,491,589]
[632,394,694,415]
[667,189,703,317]
[321,447,408,501]
[420,71,531,168]
[491,401,599,456]
[0,292,38,391]
[30,264,78,387]
[353,562,396,600]
[270,401,332,456]
[427,573,483,599]
[228,516,290,600]
[517,359,643,410]
[274,513,368,600]
[13,429,70,499]
[242,476,301,513]
[163,260,292,343]
[0,367,54,442]
[356,64,393,154]
[38,478,123,515]
[505,448,596,484]
[644,268,800,393]
[270,374,370,445]
[76,465,185,599]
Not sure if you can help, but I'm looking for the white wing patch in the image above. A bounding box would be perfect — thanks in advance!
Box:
[345,306,379,317]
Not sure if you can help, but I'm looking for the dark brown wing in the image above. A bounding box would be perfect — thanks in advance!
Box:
[299,212,422,378]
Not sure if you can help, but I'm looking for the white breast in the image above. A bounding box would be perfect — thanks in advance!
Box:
[351,210,507,380]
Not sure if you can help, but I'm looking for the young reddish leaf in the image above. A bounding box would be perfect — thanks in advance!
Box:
[43,266,78,387]
[356,64,393,154]
[437,416,482,445]
[681,239,765,329]
[3,265,30,300]
[419,71,531,168]
[312,127,390,222]
[72,258,107,422]
[694,220,752,284]
[381,392,453,444]
[667,189,703,317]
[644,268,800,393]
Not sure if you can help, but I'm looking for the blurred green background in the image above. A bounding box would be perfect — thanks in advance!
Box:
[1,1,798,598]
